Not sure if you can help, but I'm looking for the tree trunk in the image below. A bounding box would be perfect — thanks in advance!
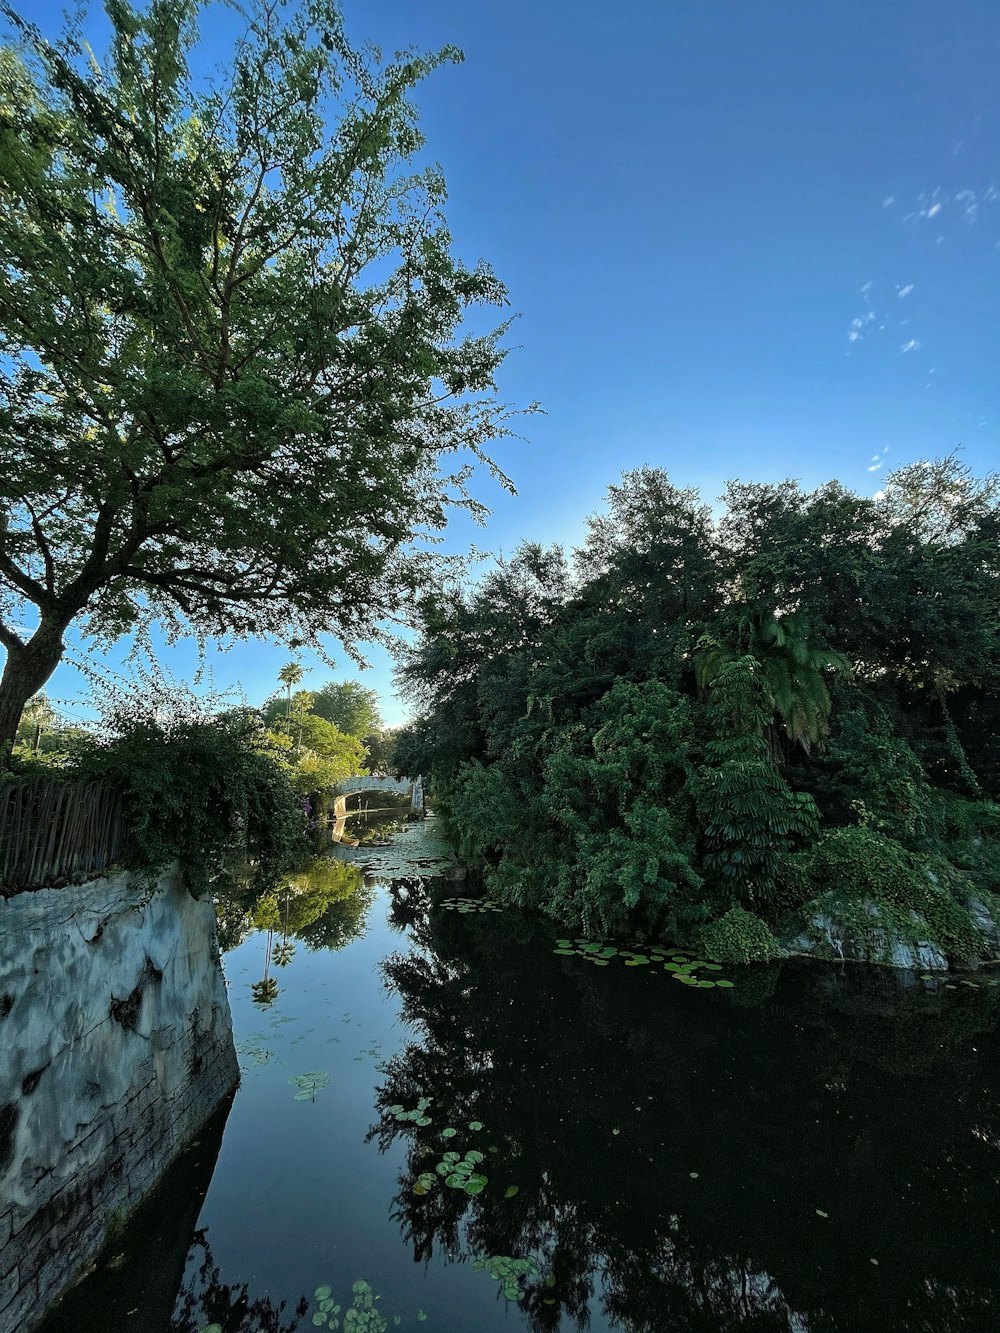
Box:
[0,620,68,763]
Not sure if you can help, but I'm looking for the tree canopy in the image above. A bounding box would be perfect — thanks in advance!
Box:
[0,0,523,752]
[309,679,381,737]
[397,459,1000,955]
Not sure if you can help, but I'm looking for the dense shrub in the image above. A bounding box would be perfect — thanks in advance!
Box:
[76,708,307,896]
[698,906,783,964]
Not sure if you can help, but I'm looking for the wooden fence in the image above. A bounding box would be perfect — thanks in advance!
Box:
[0,779,130,894]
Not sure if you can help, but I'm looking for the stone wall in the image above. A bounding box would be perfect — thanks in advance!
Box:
[0,868,239,1333]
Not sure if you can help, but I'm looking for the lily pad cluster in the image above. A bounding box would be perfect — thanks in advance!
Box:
[438,896,503,914]
[552,939,735,988]
[309,1279,399,1331]
[388,1096,434,1127]
[413,1121,489,1196]
[472,1255,539,1302]
[290,1070,332,1101]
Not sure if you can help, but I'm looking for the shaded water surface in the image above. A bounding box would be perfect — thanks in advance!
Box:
[37,812,1000,1333]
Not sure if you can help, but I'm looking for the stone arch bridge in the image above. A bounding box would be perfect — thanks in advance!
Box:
[331,775,424,828]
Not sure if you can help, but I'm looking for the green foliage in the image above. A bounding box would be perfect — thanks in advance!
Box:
[697,906,783,965]
[694,658,820,905]
[74,698,306,895]
[797,826,983,959]
[824,706,940,847]
[935,792,1000,894]
[309,681,382,738]
[261,685,368,793]
[0,0,527,751]
[397,463,1000,956]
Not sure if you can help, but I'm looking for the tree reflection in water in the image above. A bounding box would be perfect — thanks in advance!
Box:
[371,879,1000,1333]
[216,855,375,957]
[170,1230,307,1333]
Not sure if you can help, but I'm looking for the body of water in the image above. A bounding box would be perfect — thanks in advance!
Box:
[33,810,1000,1333]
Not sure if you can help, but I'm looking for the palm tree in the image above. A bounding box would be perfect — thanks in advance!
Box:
[696,612,851,751]
[277,661,306,722]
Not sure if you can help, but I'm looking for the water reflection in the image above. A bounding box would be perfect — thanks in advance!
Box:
[373,881,1000,1333]
[215,855,374,958]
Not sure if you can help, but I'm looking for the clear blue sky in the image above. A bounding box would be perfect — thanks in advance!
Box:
[25,0,1000,727]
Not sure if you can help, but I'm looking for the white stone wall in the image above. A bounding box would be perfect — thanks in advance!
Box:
[0,868,238,1333]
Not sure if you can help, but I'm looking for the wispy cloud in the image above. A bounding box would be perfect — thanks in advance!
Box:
[897,283,914,297]
[900,338,922,353]
[882,195,895,208]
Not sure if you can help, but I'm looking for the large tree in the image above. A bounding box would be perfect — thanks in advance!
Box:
[0,0,522,754]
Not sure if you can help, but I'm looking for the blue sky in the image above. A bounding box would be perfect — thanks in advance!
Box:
[21,0,1000,727]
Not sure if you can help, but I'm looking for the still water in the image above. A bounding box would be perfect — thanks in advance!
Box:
[38,810,1000,1333]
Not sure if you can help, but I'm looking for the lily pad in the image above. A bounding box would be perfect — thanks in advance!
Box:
[464,1174,488,1194]
[468,1120,484,1130]
[504,1185,520,1197]
[441,1127,458,1138]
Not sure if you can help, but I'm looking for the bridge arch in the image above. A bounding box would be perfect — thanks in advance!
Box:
[329,776,424,842]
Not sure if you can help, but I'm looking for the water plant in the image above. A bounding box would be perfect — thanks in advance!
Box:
[290,1071,332,1101]
[388,1096,434,1127]
[309,1278,397,1331]
[472,1254,539,1302]
[551,937,736,987]
[438,895,504,914]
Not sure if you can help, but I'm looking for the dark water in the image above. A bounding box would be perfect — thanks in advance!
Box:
[38,812,1000,1333]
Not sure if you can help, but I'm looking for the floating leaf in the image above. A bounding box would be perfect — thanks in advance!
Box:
[417,1313,427,1323]
[815,1209,829,1218]
[464,1174,488,1194]
[412,1184,427,1195]
[689,1172,699,1179]
[416,1116,432,1126]
[443,1151,461,1162]
[504,1185,519,1197]
[715,979,735,988]
[442,1127,457,1138]
[468,1121,483,1131]
[466,1149,484,1164]
[201,1326,223,1333]
[312,1316,327,1328]
[445,1173,464,1187]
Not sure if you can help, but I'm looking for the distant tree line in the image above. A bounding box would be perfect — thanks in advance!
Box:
[395,458,1000,960]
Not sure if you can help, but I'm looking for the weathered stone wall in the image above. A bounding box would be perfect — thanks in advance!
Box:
[0,868,239,1333]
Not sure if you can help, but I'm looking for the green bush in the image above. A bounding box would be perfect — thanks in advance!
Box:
[76,708,307,896]
[698,906,783,965]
